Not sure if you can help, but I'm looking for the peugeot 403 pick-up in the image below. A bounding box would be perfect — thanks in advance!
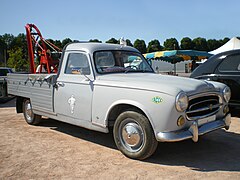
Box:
[7,42,231,159]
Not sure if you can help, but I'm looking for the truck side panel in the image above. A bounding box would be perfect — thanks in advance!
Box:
[7,73,55,114]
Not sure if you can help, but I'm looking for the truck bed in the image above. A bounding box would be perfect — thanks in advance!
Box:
[7,73,56,114]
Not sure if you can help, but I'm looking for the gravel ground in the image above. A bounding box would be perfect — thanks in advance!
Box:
[0,98,240,179]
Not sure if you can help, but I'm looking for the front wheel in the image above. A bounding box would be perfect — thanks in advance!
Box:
[23,99,41,125]
[113,111,158,160]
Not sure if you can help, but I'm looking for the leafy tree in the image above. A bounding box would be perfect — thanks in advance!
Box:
[133,39,146,53]
[0,33,28,68]
[89,39,102,43]
[116,38,133,46]
[45,39,62,51]
[11,33,28,61]
[1,34,14,49]
[62,38,72,48]
[180,37,193,50]
[163,38,179,50]
[147,39,162,53]
[192,37,208,51]
[54,40,62,49]
[0,34,14,64]
[0,37,7,64]
[106,38,118,44]
[219,37,230,47]
[126,39,133,47]
[207,39,221,52]
[7,47,29,72]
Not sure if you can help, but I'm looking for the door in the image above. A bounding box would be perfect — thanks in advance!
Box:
[214,53,240,106]
[54,51,94,121]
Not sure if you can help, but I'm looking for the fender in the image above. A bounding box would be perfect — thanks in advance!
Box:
[105,99,155,128]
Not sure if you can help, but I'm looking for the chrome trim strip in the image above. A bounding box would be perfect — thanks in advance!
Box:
[188,92,222,101]
[188,98,218,110]
[187,103,222,114]
[186,109,219,121]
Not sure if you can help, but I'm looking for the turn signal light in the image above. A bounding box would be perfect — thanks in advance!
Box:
[177,116,185,126]
[223,105,229,114]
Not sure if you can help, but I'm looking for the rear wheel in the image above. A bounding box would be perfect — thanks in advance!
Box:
[23,99,41,125]
[113,111,158,160]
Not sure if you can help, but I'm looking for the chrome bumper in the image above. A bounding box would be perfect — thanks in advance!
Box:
[156,113,231,142]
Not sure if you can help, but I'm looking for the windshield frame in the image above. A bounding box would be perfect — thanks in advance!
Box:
[93,50,154,74]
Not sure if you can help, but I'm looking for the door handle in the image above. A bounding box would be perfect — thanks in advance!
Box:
[56,82,65,87]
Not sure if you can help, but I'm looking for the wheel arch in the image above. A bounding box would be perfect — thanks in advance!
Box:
[106,100,153,128]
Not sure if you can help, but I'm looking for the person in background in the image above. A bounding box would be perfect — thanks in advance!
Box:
[191,60,197,72]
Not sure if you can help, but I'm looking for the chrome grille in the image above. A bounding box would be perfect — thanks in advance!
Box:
[186,94,222,120]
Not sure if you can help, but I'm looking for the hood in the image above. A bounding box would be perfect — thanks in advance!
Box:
[95,73,221,96]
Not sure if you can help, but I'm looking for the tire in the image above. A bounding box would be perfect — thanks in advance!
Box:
[113,111,158,160]
[23,99,41,125]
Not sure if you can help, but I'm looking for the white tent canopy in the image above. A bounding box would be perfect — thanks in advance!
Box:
[209,37,240,55]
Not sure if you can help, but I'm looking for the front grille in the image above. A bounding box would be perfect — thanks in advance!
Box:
[186,94,222,120]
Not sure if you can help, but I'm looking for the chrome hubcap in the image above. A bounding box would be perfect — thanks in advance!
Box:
[120,119,144,152]
[25,101,33,121]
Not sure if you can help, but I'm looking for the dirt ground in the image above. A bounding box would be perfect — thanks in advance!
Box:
[0,98,240,179]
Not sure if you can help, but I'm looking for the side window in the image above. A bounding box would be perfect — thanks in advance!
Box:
[65,53,90,75]
[218,54,240,72]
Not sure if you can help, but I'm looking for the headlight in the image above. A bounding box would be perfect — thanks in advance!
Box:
[223,86,231,102]
[175,92,189,112]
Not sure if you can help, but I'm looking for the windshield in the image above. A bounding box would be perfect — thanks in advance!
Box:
[94,51,153,74]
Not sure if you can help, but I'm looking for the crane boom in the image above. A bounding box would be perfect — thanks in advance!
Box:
[25,24,62,74]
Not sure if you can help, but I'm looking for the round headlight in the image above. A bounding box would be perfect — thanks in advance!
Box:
[223,86,231,102]
[175,92,189,112]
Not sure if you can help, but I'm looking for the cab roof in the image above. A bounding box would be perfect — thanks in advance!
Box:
[64,42,140,54]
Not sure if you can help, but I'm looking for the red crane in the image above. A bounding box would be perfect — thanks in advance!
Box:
[25,24,62,74]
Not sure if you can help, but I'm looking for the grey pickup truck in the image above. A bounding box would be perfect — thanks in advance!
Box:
[7,43,231,160]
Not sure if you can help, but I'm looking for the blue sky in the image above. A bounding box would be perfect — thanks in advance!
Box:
[1,0,239,44]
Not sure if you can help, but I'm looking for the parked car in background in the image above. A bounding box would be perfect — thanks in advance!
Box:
[0,67,13,76]
[0,67,13,102]
[190,49,240,110]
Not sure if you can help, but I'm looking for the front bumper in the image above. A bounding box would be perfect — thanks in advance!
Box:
[156,113,231,142]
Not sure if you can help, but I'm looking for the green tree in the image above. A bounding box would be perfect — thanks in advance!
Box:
[11,33,28,62]
[126,39,133,47]
[219,37,230,46]
[163,38,179,50]
[0,34,14,64]
[54,40,62,48]
[89,39,102,43]
[116,38,133,46]
[133,39,146,53]
[62,38,73,48]
[192,37,208,51]
[207,39,221,52]
[147,39,162,53]
[0,37,7,65]
[7,47,29,72]
[46,39,62,51]
[106,38,118,44]
[1,34,14,49]
[180,37,193,50]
